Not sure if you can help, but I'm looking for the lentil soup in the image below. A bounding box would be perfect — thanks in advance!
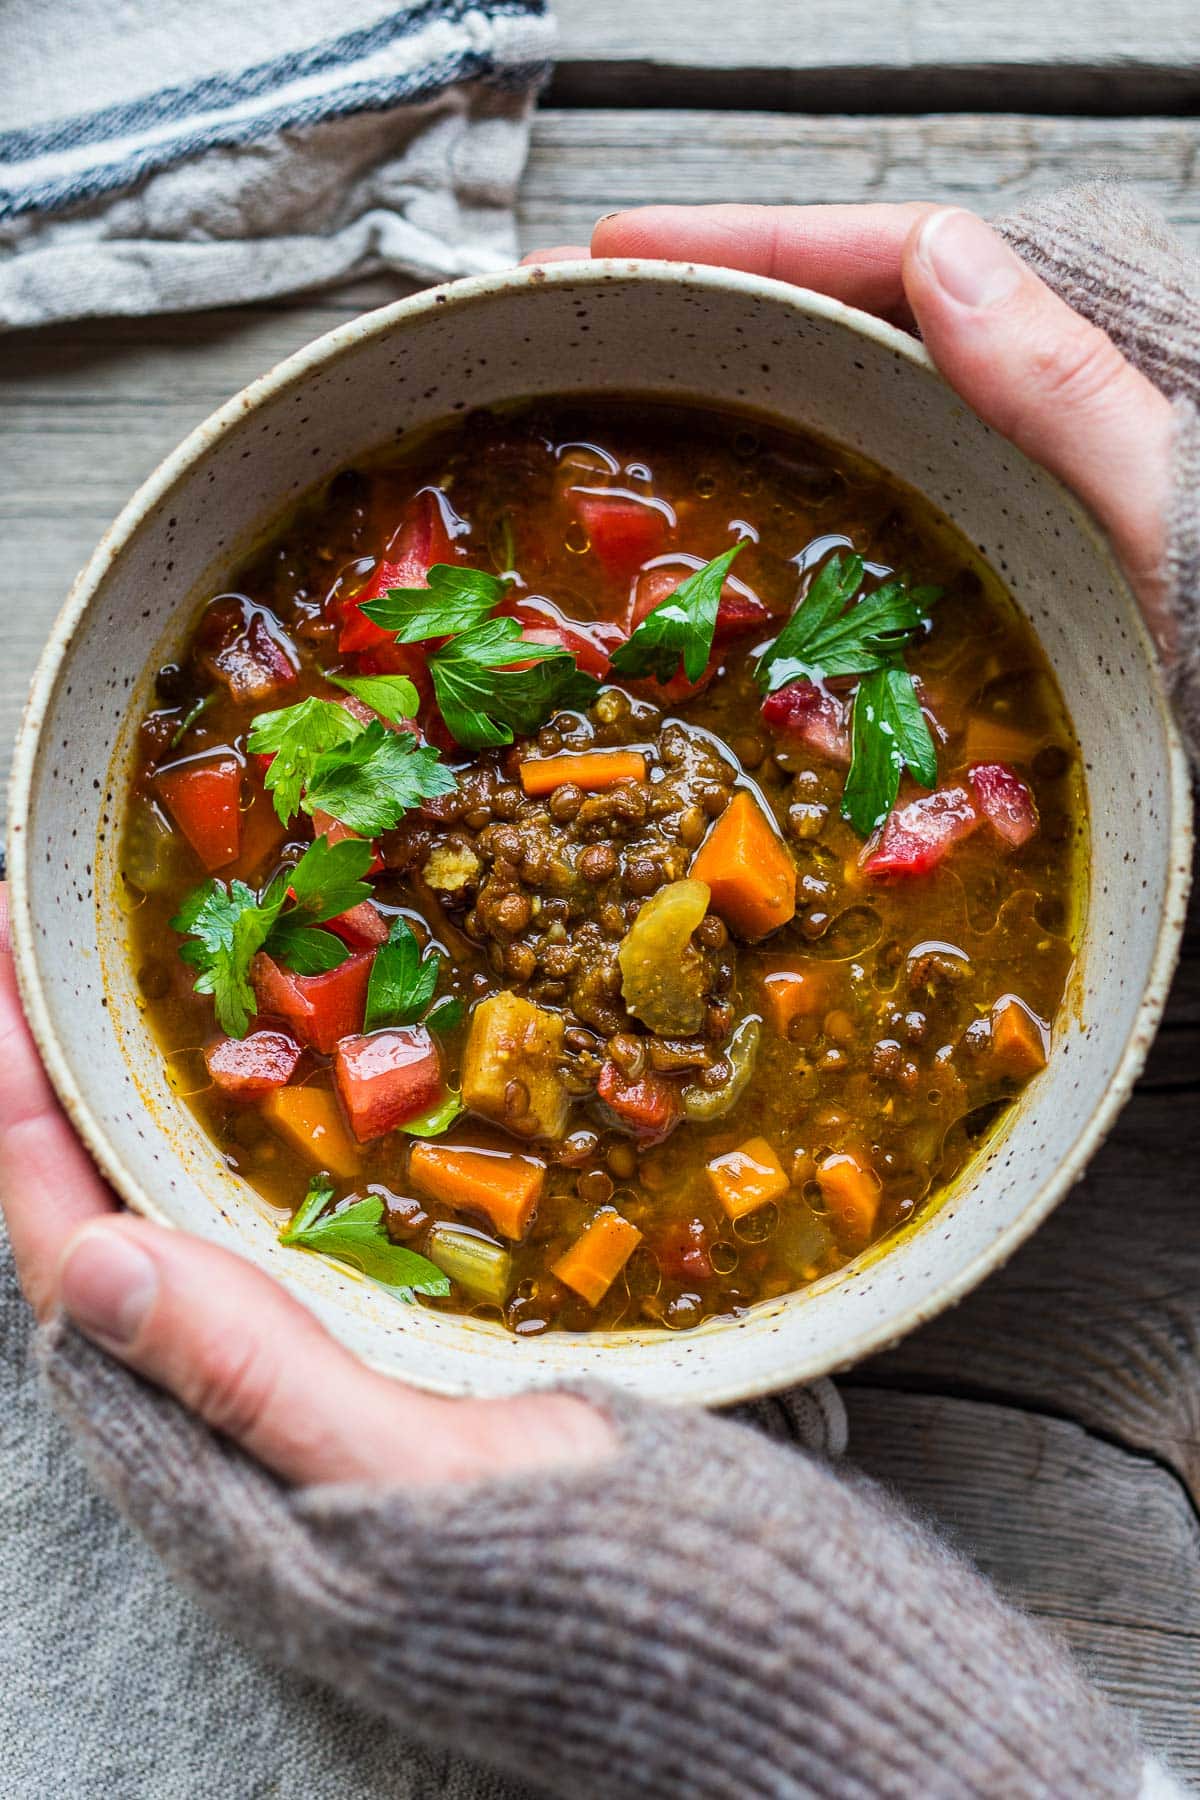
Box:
[120,399,1085,1336]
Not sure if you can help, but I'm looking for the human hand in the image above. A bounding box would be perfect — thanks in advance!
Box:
[525,202,1176,656]
[0,889,611,1487]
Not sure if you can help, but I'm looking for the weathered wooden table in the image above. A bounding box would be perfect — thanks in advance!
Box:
[3,2,1198,1775]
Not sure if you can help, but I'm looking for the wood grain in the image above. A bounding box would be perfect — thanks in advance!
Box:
[845,1390,1200,1777]
[551,0,1200,112]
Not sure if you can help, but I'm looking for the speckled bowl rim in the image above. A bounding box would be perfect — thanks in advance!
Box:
[9,258,1194,1400]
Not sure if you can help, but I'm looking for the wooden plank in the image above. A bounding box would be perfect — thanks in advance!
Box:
[550,0,1200,112]
[521,112,1200,251]
[843,1390,1200,1778]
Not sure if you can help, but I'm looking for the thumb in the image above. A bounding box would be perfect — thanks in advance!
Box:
[55,1216,611,1487]
[902,207,1175,654]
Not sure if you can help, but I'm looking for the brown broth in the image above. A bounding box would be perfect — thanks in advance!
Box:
[120,398,1085,1335]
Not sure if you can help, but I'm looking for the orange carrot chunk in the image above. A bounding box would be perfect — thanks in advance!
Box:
[264,1086,359,1180]
[706,1136,790,1222]
[816,1151,881,1253]
[760,964,832,1036]
[689,789,796,940]
[552,1209,643,1307]
[990,995,1049,1078]
[408,1141,545,1241]
[520,749,647,797]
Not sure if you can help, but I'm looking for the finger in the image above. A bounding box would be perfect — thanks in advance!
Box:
[591,203,935,323]
[902,209,1175,652]
[0,885,113,1316]
[57,1215,612,1487]
[519,244,590,265]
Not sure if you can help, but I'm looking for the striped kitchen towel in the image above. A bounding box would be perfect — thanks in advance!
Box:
[0,0,555,330]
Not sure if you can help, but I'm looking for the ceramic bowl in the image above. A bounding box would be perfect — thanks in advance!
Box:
[10,261,1192,1404]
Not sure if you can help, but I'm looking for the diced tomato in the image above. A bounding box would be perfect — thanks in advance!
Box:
[197,597,298,702]
[712,589,774,642]
[568,487,673,580]
[324,900,390,949]
[969,762,1039,848]
[507,594,624,680]
[861,786,980,879]
[630,559,771,641]
[333,1026,442,1141]
[154,755,242,871]
[310,808,384,876]
[596,1061,682,1143]
[654,1217,714,1282]
[204,1030,302,1097]
[252,949,373,1054]
[338,489,456,653]
[761,679,851,765]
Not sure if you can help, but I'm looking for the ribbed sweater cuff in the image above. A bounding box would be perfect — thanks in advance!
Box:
[38,1318,1147,1800]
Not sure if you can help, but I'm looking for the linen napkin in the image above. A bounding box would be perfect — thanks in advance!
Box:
[0,0,555,330]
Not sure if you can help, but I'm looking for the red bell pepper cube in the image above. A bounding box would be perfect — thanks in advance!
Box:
[338,488,456,653]
[568,487,673,580]
[969,762,1039,847]
[861,785,980,879]
[204,1029,302,1097]
[252,949,373,1054]
[154,755,242,872]
[596,1060,682,1143]
[334,1026,442,1141]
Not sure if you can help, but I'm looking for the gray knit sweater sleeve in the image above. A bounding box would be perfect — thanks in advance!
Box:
[39,1319,1158,1800]
[34,186,1200,1800]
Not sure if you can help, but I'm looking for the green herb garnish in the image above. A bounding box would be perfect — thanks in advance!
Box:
[169,692,215,750]
[609,543,745,685]
[842,664,939,836]
[248,695,451,830]
[171,835,373,1037]
[400,1090,466,1138]
[755,552,939,837]
[280,1182,450,1299]
[364,917,442,1033]
[361,564,505,642]
[427,995,465,1034]
[324,671,420,723]
[426,617,598,750]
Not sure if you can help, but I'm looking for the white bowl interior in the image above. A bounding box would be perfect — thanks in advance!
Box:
[11,263,1191,1403]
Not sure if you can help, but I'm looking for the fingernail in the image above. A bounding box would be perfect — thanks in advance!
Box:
[60,1229,157,1347]
[918,209,1022,309]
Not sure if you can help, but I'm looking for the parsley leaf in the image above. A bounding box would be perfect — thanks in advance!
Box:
[400,1090,465,1138]
[842,665,939,836]
[427,995,465,1034]
[248,695,361,825]
[173,878,282,1040]
[324,671,419,722]
[302,721,457,835]
[288,1174,335,1238]
[364,917,442,1032]
[172,837,373,1036]
[755,553,935,693]
[280,1192,450,1299]
[428,618,598,750]
[609,543,745,685]
[361,564,505,641]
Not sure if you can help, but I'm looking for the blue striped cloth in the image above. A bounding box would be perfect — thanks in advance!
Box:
[0,0,555,328]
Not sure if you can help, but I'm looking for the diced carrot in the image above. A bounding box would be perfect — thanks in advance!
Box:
[205,1029,302,1098]
[760,964,832,1035]
[962,716,1044,767]
[264,1086,359,1179]
[990,995,1049,1078]
[816,1151,881,1252]
[596,1060,682,1143]
[519,750,647,797]
[408,1142,546,1241]
[552,1209,643,1307]
[689,789,796,940]
[334,1027,442,1141]
[706,1136,790,1222]
[154,756,242,872]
